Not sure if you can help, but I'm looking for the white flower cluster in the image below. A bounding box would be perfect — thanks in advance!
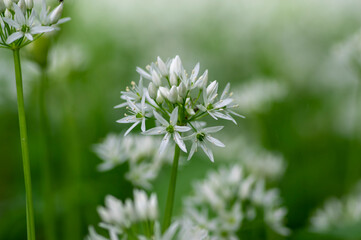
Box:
[116,55,244,162]
[310,181,361,232]
[87,190,209,240]
[184,165,290,240]
[93,134,170,189]
[0,0,69,49]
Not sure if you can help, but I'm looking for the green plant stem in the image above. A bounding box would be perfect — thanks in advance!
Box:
[162,144,181,232]
[39,68,56,240]
[13,48,36,240]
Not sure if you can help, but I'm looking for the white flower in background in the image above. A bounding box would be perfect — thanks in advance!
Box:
[0,0,69,48]
[116,56,243,161]
[184,165,290,239]
[93,134,169,189]
[310,181,361,232]
[234,79,287,114]
[87,192,209,240]
[183,124,225,162]
[143,107,191,154]
[218,136,287,181]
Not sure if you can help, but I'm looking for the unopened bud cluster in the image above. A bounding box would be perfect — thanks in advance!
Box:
[116,55,244,162]
[0,0,70,49]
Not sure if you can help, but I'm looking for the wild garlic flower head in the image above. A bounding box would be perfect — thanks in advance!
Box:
[93,134,170,189]
[0,0,70,49]
[310,181,361,232]
[87,192,209,240]
[116,55,243,162]
[184,165,290,239]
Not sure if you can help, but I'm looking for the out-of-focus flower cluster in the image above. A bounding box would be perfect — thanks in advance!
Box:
[86,190,210,240]
[0,0,69,49]
[310,181,361,232]
[116,55,244,162]
[93,134,170,189]
[233,79,288,114]
[183,165,290,240]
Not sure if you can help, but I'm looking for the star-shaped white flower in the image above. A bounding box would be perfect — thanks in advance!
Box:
[197,82,244,124]
[184,125,225,162]
[143,107,191,153]
[3,3,54,44]
[117,94,147,136]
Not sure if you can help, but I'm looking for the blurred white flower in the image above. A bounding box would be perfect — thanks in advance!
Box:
[184,165,290,239]
[233,79,287,114]
[310,181,361,232]
[93,134,169,189]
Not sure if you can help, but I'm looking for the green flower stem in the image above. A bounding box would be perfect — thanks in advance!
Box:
[162,144,181,232]
[13,48,36,240]
[39,68,56,240]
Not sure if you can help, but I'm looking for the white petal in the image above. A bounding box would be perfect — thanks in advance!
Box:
[206,136,225,147]
[213,111,237,124]
[153,110,168,126]
[197,104,207,112]
[170,106,178,125]
[174,132,187,153]
[136,67,152,80]
[30,26,54,34]
[182,133,196,141]
[208,111,218,120]
[214,98,233,109]
[187,142,197,160]
[2,17,20,29]
[200,142,214,162]
[116,115,136,123]
[221,83,231,100]
[6,32,24,44]
[114,102,128,109]
[124,121,140,136]
[159,133,170,154]
[229,110,246,118]
[143,126,165,135]
[56,17,71,24]
[13,3,25,25]
[141,118,146,132]
[203,126,224,134]
[25,33,33,41]
[174,125,191,133]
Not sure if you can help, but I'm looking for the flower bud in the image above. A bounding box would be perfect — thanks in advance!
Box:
[18,0,25,14]
[187,108,195,116]
[207,80,218,96]
[156,90,164,104]
[169,72,177,86]
[0,0,5,12]
[24,0,32,9]
[170,55,182,76]
[4,0,13,9]
[4,8,11,18]
[198,70,208,89]
[148,82,157,99]
[49,2,63,25]
[168,86,178,103]
[177,96,183,103]
[151,69,161,86]
[148,194,158,220]
[178,82,187,99]
[157,56,168,76]
[159,86,170,99]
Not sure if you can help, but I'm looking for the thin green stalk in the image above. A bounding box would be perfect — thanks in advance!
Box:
[162,144,181,232]
[13,48,36,240]
[39,68,56,240]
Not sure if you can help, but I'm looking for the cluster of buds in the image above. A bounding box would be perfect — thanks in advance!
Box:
[116,55,244,162]
[0,0,70,49]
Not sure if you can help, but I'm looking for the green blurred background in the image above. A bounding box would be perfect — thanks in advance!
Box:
[1,0,361,239]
